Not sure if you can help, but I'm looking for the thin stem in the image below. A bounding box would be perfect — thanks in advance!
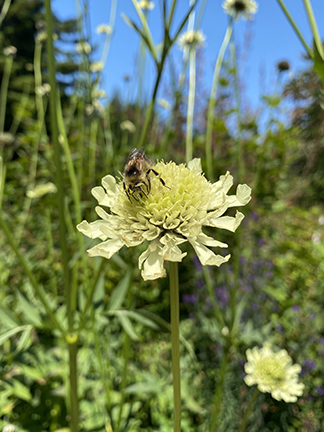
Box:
[209,346,229,432]
[205,23,232,180]
[275,0,313,59]
[302,0,324,58]
[67,337,79,432]
[239,387,259,432]
[186,48,196,163]
[44,0,71,326]
[169,261,181,432]
[0,55,13,133]
[0,0,12,27]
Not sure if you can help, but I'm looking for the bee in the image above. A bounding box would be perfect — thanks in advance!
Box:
[123,147,168,202]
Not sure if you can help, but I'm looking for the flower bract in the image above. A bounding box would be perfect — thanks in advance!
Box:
[77,158,251,280]
[244,344,305,403]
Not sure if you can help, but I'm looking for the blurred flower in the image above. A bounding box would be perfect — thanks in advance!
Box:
[120,120,136,133]
[318,215,324,225]
[138,0,155,10]
[92,88,106,99]
[77,158,251,280]
[277,60,290,73]
[35,20,46,31]
[76,41,92,54]
[2,424,17,432]
[36,31,47,43]
[244,344,305,402]
[222,0,258,20]
[96,24,112,34]
[35,83,51,96]
[158,98,172,110]
[0,132,15,147]
[182,294,197,304]
[3,46,17,57]
[90,61,104,72]
[27,182,57,199]
[178,30,206,51]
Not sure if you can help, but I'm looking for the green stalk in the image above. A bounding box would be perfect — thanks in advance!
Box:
[67,336,79,432]
[275,0,313,59]
[0,54,13,133]
[239,387,259,432]
[302,0,324,58]
[205,23,232,180]
[44,0,71,325]
[169,262,181,432]
[209,346,229,432]
[230,27,244,183]
[186,48,196,163]
[0,0,12,27]
[88,117,98,186]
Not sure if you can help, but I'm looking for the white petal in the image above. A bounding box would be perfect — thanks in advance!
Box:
[212,171,233,194]
[196,232,228,248]
[87,238,124,259]
[207,210,245,232]
[102,174,118,195]
[187,158,202,174]
[159,234,187,262]
[91,186,114,207]
[138,241,166,280]
[189,238,231,266]
[77,220,107,241]
[226,184,252,207]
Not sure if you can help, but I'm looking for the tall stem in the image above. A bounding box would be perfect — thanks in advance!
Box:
[205,23,232,180]
[0,55,13,134]
[67,337,79,432]
[239,387,259,432]
[186,48,196,163]
[169,261,181,432]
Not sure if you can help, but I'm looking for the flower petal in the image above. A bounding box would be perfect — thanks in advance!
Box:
[138,241,167,280]
[189,238,231,266]
[87,238,124,259]
[207,210,245,232]
[226,184,252,207]
[77,220,107,241]
[91,186,113,207]
[187,158,202,174]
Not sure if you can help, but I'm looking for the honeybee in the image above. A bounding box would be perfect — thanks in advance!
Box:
[123,147,168,202]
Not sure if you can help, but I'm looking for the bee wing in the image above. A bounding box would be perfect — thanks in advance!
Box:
[144,154,155,167]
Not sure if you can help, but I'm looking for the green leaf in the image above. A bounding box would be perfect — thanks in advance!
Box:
[8,379,32,401]
[0,304,20,328]
[263,286,288,303]
[16,291,42,326]
[0,325,32,346]
[115,312,139,341]
[108,270,132,311]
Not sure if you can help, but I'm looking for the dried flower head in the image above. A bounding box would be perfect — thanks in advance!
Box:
[277,60,290,73]
[178,30,206,51]
[244,344,305,403]
[77,157,251,280]
[222,0,258,20]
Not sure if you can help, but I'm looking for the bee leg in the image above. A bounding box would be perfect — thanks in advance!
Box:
[146,175,151,193]
[148,169,170,190]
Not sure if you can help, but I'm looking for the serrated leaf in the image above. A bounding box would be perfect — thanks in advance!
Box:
[0,304,20,328]
[8,379,32,401]
[0,325,32,346]
[117,313,139,341]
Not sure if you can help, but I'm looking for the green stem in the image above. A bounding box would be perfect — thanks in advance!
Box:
[0,0,12,27]
[239,387,259,432]
[302,0,324,58]
[230,27,244,183]
[44,0,71,327]
[205,23,232,180]
[0,55,13,133]
[169,261,181,432]
[67,337,79,432]
[202,267,224,330]
[186,48,196,163]
[275,0,313,59]
[209,346,229,432]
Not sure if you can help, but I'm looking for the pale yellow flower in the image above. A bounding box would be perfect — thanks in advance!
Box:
[120,120,136,133]
[90,61,104,72]
[178,30,206,51]
[76,42,92,55]
[96,24,113,34]
[27,182,57,199]
[138,0,155,10]
[222,0,258,20]
[77,158,251,280]
[244,344,305,403]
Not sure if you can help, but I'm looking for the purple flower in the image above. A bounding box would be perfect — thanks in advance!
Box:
[182,294,197,304]
[316,386,324,396]
[292,305,300,312]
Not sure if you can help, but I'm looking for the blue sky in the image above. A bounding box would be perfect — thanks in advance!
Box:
[53,0,324,111]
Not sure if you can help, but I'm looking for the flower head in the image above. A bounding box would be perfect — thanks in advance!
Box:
[120,120,136,133]
[96,24,113,34]
[90,61,104,72]
[244,344,305,403]
[178,30,206,51]
[76,41,92,55]
[222,0,258,20]
[3,46,17,57]
[77,158,251,280]
[138,0,155,10]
